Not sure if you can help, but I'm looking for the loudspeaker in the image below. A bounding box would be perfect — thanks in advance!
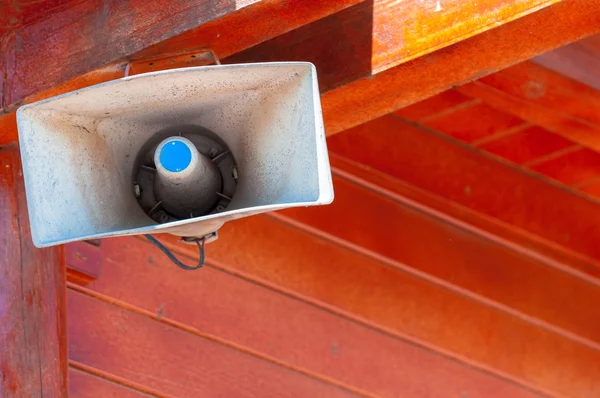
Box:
[17,62,334,248]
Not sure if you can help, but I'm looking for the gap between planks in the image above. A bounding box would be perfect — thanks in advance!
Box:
[119,231,582,398]
[69,360,164,397]
[66,283,373,398]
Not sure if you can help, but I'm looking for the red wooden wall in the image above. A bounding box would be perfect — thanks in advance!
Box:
[66,57,600,395]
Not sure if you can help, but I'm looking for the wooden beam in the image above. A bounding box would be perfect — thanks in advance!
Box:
[326,115,600,269]
[226,0,560,92]
[0,0,585,145]
[456,61,600,152]
[0,0,361,111]
[0,0,262,107]
[0,145,67,396]
[322,0,600,135]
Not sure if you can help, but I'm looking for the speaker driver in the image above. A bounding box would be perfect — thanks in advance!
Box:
[133,125,237,224]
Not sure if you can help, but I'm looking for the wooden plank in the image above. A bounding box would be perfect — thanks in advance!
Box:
[456,80,600,152]
[0,1,596,145]
[326,115,600,268]
[149,215,600,397]
[0,0,362,144]
[1,0,265,107]
[0,145,67,396]
[83,237,541,398]
[325,152,600,278]
[476,125,576,165]
[455,61,600,151]
[322,0,600,135]
[530,147,600,185]
[0,0,361,111]
[68,290,359,398]
[420,103,524,143]
[225,0,559,92]
[69,368,153,398]
[66,241,102,285]
[276,170,600,349]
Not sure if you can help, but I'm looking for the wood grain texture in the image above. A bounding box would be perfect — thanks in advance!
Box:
[477,125,576,165]
[277,171,600,349]
[68,290,360,398]
[1,0,260,107]
[81,236,541,398]
[69,368,154,398]
[0,0,360,112]
[327,115,600,269]
[0,145,67,397]
[421,103,524,143]
[529,147,600,186]
[148,216,600,397]
[66,241,102,285]
[455,62,600,152]
[0,0,581,144]
[322,0,600,135]
[226,0,559,92]
[326,152,600,281]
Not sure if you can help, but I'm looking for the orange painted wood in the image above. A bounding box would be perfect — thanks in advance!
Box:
[393,90,474,121]
[0,0,361,112]
[530,148,600,185]
[66,241,102,285]
[479,61,600,127]
[326,153,600,280]
[135,0,363,68]
[1,0,267,107]
[0,0,360,144]
[83,236,541,398]
[456,81,600,152]
[69,368,152,398]
[322,0,600,136]
[579,179,600,200]
[277,172,600,349]
[0,145,67,396]
[226,0,559,92]
[1,1,596,145]
[68,289,358,398]
[534,33,600,91]
[327,115,600,266]
[477,125,576,165]
[150,215,600,397]
[421,103,523,143]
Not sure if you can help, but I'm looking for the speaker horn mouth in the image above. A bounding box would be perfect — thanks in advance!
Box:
[133,125,237,224]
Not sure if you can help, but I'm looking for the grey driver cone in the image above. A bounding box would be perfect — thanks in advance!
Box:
[153,136,222,219]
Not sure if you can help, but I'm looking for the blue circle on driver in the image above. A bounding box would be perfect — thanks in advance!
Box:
[159,140,192,172]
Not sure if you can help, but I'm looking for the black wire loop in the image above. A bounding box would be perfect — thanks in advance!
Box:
[143,234,205,271]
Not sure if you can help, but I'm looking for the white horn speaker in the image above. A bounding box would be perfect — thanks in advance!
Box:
[17,62,334,248]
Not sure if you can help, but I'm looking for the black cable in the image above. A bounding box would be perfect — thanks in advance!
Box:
[143,234,205,271]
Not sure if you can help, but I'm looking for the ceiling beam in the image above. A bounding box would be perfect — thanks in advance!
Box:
[0,0,361,110]
[322,0,600,135]
[0,0,577,144]
[456,61,600,152]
